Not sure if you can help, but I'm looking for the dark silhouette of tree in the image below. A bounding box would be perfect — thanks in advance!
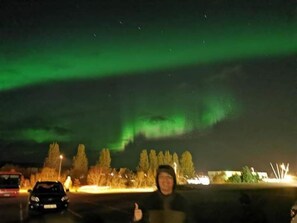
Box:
[44,142,61,171]
[71,144,89,184]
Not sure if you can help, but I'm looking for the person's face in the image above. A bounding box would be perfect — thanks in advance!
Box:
[158,172,174,195]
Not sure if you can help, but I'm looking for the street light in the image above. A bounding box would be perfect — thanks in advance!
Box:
[58,155,63,181]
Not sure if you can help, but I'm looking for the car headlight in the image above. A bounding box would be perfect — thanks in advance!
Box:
[30,195,40,202]
[61,196,69,202]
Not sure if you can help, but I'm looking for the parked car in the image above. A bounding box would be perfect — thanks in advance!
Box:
[28,181,69,214]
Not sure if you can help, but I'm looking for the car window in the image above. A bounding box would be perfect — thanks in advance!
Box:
[34,183,63,193]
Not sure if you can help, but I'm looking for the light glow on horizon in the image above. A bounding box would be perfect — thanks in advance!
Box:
[75,185,155,194]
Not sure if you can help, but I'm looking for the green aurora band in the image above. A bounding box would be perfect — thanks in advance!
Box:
[1,14,296,150]
[111,91,239,150]
[1,16,296,91]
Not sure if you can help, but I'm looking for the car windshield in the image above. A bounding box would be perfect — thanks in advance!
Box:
[33,183,63,193]
[0,0,297,223]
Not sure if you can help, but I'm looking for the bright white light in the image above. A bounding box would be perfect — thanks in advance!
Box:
[262,174,295,183]
[187,176,210,185]
[199,176,210,185]
[187,178,200,184]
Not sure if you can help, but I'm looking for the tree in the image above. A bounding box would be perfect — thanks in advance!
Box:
[212,172,227,184]
[135,171,147,188]
[44,142,61,171]
[242,166,260,183]
[34,167,59,182]
[87,165,106,186]
[226,166,260,183]
[87,148,112,186]
[172,152,180,168]
[98,148,111,169]
[72,144,89,184]
[163,150,172,165]
[157,151,164,166]
[227,174,242,183]
[172,152,180,177]
[138,149,149,173]
[148,149,158,174]
[180,151,195,178]
[30,174,36,188]
[0,163,19,172]
[73,179,81,189]
[114,168,133,188]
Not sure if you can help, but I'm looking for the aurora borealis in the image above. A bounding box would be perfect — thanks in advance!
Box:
[0,0,296,171]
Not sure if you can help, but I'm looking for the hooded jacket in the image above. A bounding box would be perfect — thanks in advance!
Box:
[135,165,193,223]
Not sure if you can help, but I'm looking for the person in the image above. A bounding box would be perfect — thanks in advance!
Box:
[133,165,193,223]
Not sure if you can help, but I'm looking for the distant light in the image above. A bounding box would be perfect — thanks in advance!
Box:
[76,185,155,194]
[262,174,295,183]
[187,176,210,185]
[199,176,210,185]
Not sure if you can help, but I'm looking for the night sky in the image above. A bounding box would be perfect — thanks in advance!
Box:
[0,0,296,172]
